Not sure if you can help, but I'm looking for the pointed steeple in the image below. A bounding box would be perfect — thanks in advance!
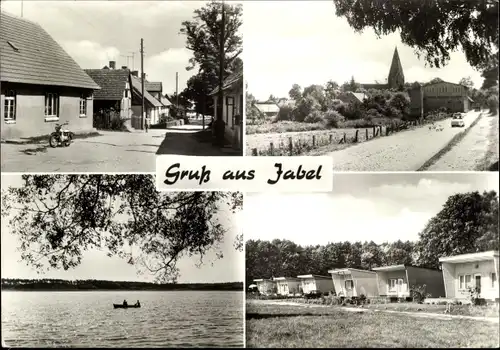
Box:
[387,47,405,89]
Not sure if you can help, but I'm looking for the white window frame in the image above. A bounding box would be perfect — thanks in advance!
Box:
[4,90,16,123]
[389,278,398,292]
[459,274,472,290]
[345,279,354,290]
[79,94,87,117]
[45,93,59,122]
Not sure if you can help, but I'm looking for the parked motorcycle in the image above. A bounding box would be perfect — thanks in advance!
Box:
[49,122,73,148]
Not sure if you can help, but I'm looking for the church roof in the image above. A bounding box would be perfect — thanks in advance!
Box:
[387,47,405,87]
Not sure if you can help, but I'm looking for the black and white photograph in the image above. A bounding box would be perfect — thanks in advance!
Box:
[245,172,499,348]
[1,0,243,173]
[1,174,244,348]
[245,0,498,172]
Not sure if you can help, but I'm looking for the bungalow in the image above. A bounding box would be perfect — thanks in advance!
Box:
[1,12,100,139]
[328,268,378,298]
[297,274,334,295]
[439,251,499,302]
[210,66,243,150]
[273,277,301,296]
[254,102,280,119]
[372,265,445,299]
[253,278,276,295]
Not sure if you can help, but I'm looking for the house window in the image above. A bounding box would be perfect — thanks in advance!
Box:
[45,93,59,121]
[79,94,87,117]
[459,274,472,290]
[226,96,234,126]
[4,90,16,122]
[492,273,497,288]
[345,280,354,290]
[389,279,398,292]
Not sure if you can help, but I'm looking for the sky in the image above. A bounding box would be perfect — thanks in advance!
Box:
[245,173,499,246]
[1,175,244,284]
[244,1,485,101]
[1,0,212,96]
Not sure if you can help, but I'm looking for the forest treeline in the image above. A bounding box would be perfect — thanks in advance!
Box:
[1,278,243,291]
[246,190,499,285]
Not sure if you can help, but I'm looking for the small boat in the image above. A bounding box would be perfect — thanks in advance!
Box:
[113,303,141,309]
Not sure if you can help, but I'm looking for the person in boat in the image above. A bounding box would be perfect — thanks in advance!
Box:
[135,300,140,307]
[123,299,128,306]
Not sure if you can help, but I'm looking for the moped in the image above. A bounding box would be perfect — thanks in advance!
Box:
[49,122,73,148]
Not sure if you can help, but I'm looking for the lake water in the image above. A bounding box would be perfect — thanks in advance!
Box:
[1,291,244,348]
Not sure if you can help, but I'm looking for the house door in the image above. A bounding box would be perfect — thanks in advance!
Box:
[475,275,482,295]
[397,279,404,297]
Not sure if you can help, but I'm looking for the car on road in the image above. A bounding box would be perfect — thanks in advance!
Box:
[303,290,323,299]
[451,113,465,127]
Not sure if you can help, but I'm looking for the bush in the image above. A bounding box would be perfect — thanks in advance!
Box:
[411,284,431,303]
[323,109,345,128]
[487,95,498,114]
[294,95,321,122]
[304,110,324,123]
[343,102,363,120]
[275,104,295,122]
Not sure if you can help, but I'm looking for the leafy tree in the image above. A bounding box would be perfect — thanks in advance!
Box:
[289,84,303,101]
[429,77,445,84]
[459,76,475,90]
[332,0,498,70]
[267,94,279,103]
[415,190,499,269]
[1,175,243,283]
[341,76,361,92]
[179,1,243,117]
[389,92,410,115]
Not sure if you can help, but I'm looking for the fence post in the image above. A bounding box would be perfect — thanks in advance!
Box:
[329,134,333,143]
[269,142,274,156]
[288,137,293,156]
[354,130,359,143]
[312,135,316,147]
[366,128,368,140]
[252,148,257,156]
[343,133,346,143]
[386,125,390,136]
[373,126,376,137]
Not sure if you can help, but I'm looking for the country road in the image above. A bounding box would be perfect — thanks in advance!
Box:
[427,112,499,171]
[327,111,482,171]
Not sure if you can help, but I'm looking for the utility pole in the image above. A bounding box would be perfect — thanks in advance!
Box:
[175,72,179,107]
[215,1,226,146]
[140,38,145,130]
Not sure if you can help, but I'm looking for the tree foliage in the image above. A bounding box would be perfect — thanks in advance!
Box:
[332,0,499,70]
[1,175,243,283]
[415,190,499,269]
[179,1,243,115]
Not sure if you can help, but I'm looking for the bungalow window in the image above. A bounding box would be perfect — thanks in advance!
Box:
[4,90,16,122]
[459,274,472,290]
[345,280,354,290]
[79,95,87,117]
[389,278,398,292]
[492,273,497,288]
[226,96,234,127]
[45,93,59,120]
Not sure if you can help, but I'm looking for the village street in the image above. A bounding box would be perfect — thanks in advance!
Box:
[0,124,236,172]
[427,112,499,171]
[328,110,483,171]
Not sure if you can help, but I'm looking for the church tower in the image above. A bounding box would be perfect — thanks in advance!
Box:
[387,47,405,90]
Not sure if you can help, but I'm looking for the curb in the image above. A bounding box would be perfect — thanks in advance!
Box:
[417,112,483,171]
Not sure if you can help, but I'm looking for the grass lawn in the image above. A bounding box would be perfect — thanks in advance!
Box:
[246,302,500,348]
[246,121,326,135]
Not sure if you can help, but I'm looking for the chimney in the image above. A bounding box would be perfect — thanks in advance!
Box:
[121,66,127,69]
[131,70,138,77]
[109,61,116,69]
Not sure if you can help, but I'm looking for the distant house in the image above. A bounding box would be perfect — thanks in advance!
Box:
[339,91,368,105]
[210,66,243,149]
[273,277,301,296]
[145,81,170,121]
[439,251,499,302]
[297,274,334,294]
[1,12,100,139]
[421,81,473,113]
[328,268,378,298]
[86,64,163,129]
[372,265,445,299]
[254,102,280,119]
[253,278,276,295]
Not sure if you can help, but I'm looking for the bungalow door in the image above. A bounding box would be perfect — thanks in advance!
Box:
[474,274,482,296]
[397,278,405,297]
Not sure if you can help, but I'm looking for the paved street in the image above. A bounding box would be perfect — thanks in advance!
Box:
[1,124,239,172]
[327,111,482,171]
[427,111,499,171]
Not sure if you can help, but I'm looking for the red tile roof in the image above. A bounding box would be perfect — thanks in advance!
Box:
[0,11,100,90]
[85,69,130,101]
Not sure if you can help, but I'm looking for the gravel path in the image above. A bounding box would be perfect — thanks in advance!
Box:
[427,112,494,171]
[326,111,481,171]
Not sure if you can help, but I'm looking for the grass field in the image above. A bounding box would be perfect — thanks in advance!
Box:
[246,301,500,348]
